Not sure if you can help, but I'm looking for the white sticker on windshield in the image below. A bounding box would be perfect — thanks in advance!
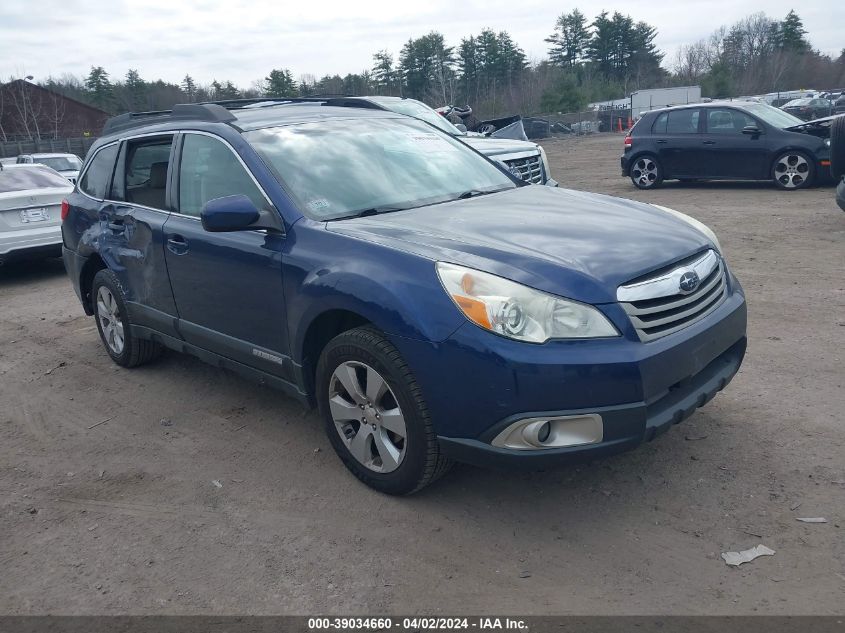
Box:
[402,132,460,152]
[307,198,331,212]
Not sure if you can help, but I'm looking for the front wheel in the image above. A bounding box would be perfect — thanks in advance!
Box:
[630,155,663,189]
[316,327,451,494]
[772,150,814,190]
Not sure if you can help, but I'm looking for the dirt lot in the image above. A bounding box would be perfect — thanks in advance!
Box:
[1,133,843,615]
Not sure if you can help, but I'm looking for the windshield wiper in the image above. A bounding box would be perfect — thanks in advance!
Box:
[454,187,512,201]
[331,206,406,221]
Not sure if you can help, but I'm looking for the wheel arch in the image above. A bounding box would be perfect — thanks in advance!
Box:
[79,253,108,315]
[299,309,374,402]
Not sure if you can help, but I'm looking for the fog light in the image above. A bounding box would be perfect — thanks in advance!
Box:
[537,421,551,443]
[493,414,603,450]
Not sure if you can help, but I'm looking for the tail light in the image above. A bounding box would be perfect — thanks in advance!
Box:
[623,135,632,149]
[60,199,69,221]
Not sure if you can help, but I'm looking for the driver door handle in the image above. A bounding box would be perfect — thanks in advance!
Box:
[703,140,716,145]
[166,234,189,255]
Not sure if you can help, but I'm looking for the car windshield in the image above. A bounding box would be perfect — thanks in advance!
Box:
[33,156,82,171]
[371,98,462,136]
[0,166,70,193]
[245,117,515,221]
[783,99,811,107]
[743,103,804,128]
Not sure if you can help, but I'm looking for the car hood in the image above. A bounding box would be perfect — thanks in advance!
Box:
[326,186,714,304]
[783,115,834,137]
[459,136,540,157]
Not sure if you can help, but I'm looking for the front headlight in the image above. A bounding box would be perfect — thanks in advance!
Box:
[537,146,551,181]
[436,262,619,343]
[651,204,722,254]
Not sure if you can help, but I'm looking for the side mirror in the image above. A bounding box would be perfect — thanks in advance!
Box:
[200,195,261,232]
[454,124,468,133]
[742,125,761,136]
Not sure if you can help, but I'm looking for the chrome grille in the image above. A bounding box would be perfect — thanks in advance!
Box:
[617,250,727,342]
[504,154,544,184]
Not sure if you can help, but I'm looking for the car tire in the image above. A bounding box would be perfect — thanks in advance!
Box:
[91,269,163,368]
[830,115,845,180]
[316,326,452,495]
[629,154,663,189]
[772,150,815,190]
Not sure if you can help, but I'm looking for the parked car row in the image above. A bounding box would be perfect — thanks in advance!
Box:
[15,153,83,183]
[780,97,837,121]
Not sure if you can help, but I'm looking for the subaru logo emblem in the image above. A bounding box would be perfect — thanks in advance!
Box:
[678,270,700,294]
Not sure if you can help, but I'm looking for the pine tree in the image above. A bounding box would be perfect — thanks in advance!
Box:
[124,69,146,111]
[777,10,810,52]
[546,9,590,68]
[181,75,197,102]
[371,51,395,94]
[85,66,113,111]
[265,69,298,98]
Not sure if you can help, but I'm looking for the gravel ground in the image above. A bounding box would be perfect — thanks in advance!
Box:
[1,133,843,615]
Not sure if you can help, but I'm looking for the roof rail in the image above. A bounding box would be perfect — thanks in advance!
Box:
[101,103,237,136]
[194,97,330,109]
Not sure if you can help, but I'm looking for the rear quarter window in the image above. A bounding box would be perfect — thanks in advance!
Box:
[79,144,119,200]
[651,112,668,134]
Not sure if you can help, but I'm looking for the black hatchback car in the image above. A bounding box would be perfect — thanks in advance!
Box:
[621,102,832,190]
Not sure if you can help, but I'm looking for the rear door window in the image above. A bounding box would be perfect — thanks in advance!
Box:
[652,112,669,134]
[79,144,119,199]
[666,109,701,134]
[121,137,174,211]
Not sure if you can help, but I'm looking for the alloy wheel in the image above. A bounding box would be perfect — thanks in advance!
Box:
[774,153,809,189]
[632,157,658,187]
[96,286,125,355]
[328,361,407,473]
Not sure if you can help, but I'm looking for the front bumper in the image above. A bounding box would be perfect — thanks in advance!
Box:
[837,177,845,212]
[390,280,747,469]
[438,337,745,468]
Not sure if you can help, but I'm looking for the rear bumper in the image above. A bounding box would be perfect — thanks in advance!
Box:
[621,154,631,176]
[62,246,89,310]
[0,224,62,260]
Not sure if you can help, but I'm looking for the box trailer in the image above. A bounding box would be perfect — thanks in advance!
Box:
[630,86,702,118]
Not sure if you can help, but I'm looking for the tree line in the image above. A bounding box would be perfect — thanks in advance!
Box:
[8,8,845,132]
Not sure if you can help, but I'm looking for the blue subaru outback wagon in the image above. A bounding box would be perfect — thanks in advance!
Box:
[62,100,747,494]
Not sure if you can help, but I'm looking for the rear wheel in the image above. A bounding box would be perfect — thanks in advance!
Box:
[630,155,663,189]
[772,150,814,190]
[316,327,451,494]
[92,269,163,368]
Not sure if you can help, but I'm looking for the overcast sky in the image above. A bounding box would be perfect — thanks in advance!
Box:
[1,0,842,88]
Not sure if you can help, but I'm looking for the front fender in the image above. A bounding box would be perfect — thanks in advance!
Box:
[284,221,465,364]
